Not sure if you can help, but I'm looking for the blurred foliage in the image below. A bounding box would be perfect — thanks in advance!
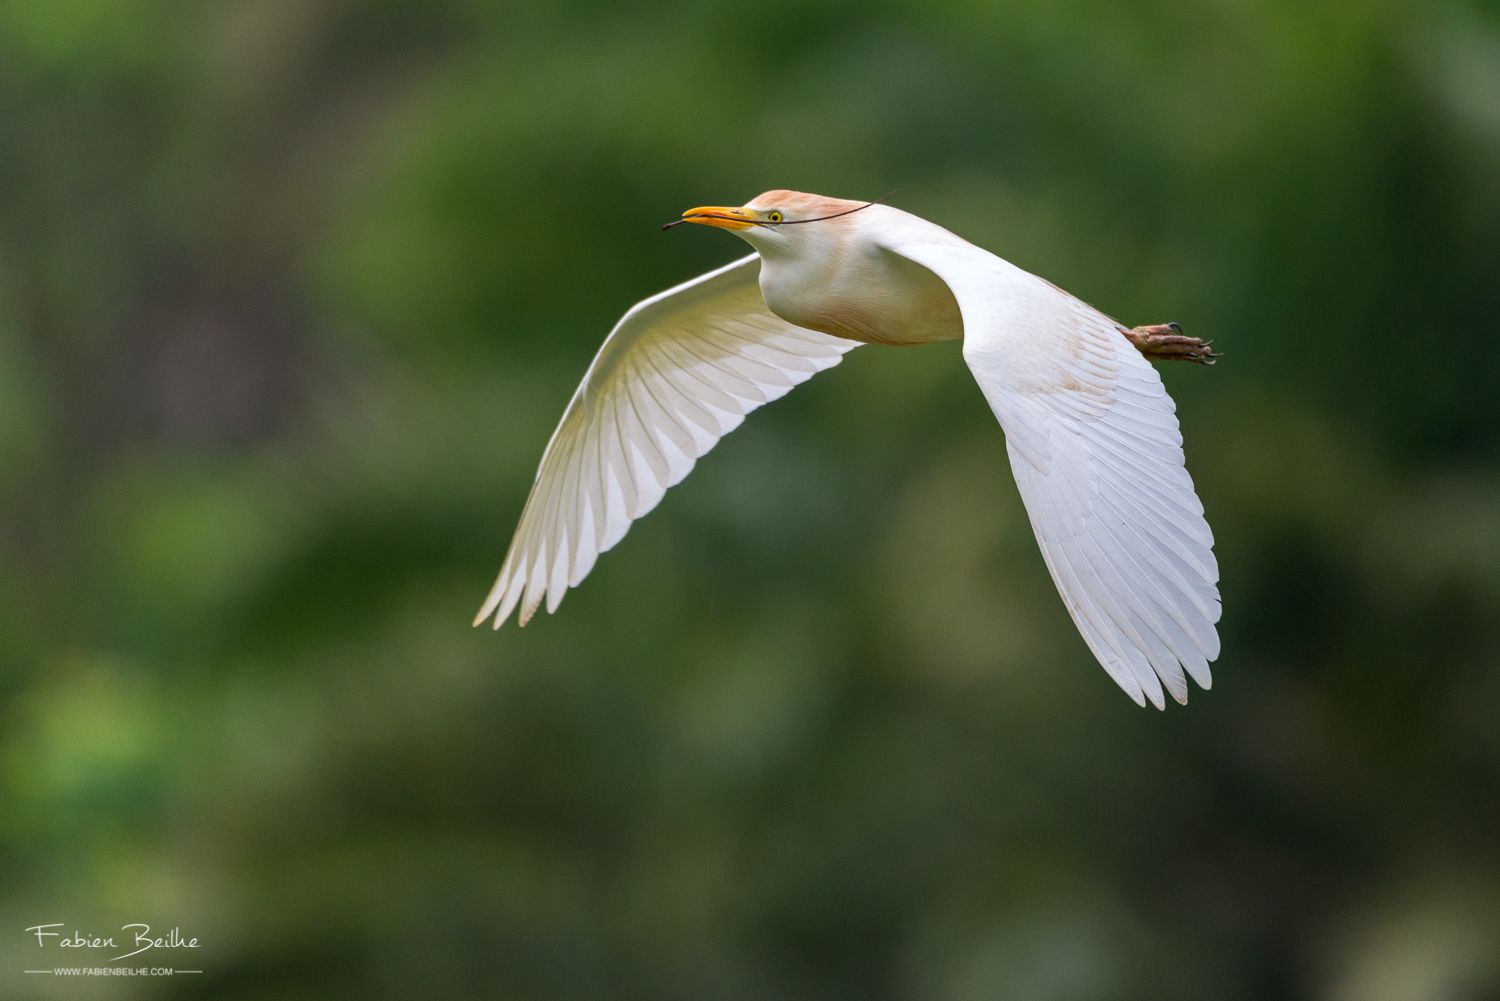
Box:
[2,0,1500,999]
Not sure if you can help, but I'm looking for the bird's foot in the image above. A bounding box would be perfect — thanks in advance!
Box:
[1123,323,1219,365]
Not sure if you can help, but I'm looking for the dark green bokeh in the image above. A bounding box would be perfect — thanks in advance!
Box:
[3,1,1499,999]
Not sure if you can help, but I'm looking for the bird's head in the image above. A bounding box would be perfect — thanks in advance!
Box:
[666,190,879,259]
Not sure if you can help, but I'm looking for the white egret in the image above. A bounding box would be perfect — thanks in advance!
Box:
[475,190,1221,708]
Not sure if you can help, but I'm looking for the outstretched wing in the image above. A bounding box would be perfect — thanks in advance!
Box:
[476,254,859,629]
[885,235,1221,708]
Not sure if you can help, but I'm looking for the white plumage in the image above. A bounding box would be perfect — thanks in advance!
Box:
[474,254,858,630]
[476,190,1221,708]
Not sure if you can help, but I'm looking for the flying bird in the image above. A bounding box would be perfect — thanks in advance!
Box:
[475,190,1221,708]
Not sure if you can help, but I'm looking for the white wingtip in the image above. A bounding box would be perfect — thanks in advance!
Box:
[474,566,511,629]
[518,592,542,627]
[473,588,503,629]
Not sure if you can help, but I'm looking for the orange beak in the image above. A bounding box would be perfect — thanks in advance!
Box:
[678,205,756,231]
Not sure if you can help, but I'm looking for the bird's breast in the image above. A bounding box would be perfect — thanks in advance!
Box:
[759,247,963,346]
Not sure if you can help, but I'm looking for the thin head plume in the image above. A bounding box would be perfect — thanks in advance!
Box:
[661,189,896,231]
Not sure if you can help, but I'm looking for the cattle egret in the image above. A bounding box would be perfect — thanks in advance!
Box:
[475,191,1221,708]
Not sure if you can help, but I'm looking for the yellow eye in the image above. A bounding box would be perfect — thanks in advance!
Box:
[767,210,784,223]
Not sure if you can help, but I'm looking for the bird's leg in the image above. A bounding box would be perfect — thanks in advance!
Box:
[1123,322,1219,365]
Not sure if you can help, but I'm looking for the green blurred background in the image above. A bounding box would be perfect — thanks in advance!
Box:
[3,1,1499,998]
